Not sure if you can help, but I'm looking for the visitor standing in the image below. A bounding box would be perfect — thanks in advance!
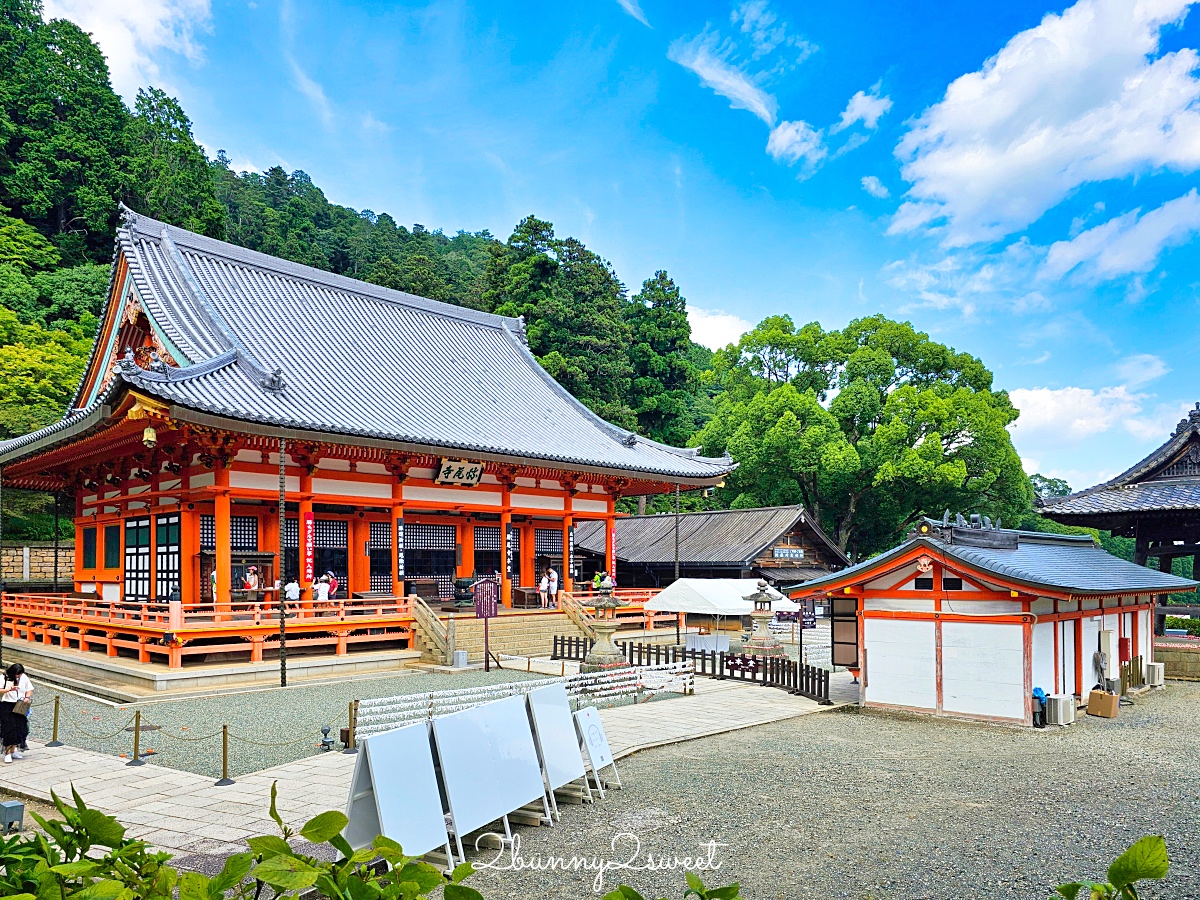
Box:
[326,570,339,600]
[284,577,301,612]
[539,571,550,608]
[244,565,259,603]
[547,565,559,608]
[1,664,33,764]
[315,574,331,603]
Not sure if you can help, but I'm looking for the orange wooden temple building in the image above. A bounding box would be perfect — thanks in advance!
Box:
[0,208,732,669]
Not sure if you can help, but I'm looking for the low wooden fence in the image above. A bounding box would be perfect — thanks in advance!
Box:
[550,634,832,705]
[1121,654,1146,693]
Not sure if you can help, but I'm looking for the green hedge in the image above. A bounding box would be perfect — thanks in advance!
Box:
[1164,616,1200,636]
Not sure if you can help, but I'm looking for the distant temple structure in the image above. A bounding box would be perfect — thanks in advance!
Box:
[0,208,731,668]
[574,505,848,588]
[1042,403,1200,634]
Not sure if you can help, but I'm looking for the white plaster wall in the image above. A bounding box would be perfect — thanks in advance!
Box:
[403,485,501,506]
[1032,621,1054,695]
[1138,609,1150,661]
[231,471,300,492]
[1082,616,1101,687]
[573,498,608,513]
[864,619,936,710]
[942,622,1024,720]
[511,493,564,511]
[1060,622,1076,696]
[313,477,392,500]
[864,598,936,613]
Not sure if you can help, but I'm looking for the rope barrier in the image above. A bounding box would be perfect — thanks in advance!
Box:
[57,709,137,741]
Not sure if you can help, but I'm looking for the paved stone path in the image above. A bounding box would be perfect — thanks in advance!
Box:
[0,673,856,866]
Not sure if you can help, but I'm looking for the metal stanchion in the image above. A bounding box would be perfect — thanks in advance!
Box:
[46,696,62,747]
[215,725,234,785]
[127,710,145,766]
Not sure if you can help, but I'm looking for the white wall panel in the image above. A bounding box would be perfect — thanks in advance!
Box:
[864,619,936,710]
[231,471,300,492]
[572,498,608,513]
[1138,610,1150,660]
[1032,621,1054,695]
[864,598,936,612]
[511,493,564,511]
[1060,621,1076,696]
[1082,616,1101,687]
[942,622,1024,720]
[314,477,392,499]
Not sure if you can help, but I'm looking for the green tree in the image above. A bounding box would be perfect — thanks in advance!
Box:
[625,270,698,445]
[126,88,225,237]
[0,205,59,269]
[1030,473,1072,500]
[0,304,89,438]
[0,7,130,262]
[698,314,1031,555]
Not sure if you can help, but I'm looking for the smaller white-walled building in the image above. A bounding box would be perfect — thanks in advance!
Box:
[792,517,1197,726]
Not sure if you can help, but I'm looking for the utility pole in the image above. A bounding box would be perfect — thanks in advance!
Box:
[674,483,680,583]
[279,437,287,687]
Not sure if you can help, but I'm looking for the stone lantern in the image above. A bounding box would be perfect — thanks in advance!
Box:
[741,579,786,658]
[582,577,628,672]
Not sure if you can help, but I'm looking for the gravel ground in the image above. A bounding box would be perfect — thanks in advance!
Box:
[25,668,540,778]
[467,681,1200,900]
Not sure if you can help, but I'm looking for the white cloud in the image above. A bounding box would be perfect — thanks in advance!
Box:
[861,175,890,198]
[688,307,753,349]
[1010,385,1146,441]
[1114,353,1170,387]
[668,31,777,125]
[616,0,650,28]
[730,0,814,63]
[892,0,1200,247]
[43,0,211,100]
[1041,189,1200,281]
[361,112,390,135]
[287,57,333,128]
[766,120,825,172]
[832,87,892,133]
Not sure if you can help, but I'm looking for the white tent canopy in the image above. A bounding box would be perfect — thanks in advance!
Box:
[644,578,787,617]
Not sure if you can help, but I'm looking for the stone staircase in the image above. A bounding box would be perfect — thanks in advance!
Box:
[436,611,590,663]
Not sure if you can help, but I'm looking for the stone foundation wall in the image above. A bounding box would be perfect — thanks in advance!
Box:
[0,542,75,583]
[1155,644,1200,681]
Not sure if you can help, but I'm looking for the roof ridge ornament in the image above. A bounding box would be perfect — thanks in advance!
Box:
[261,366,286,393]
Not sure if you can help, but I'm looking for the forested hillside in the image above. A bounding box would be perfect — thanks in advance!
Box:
[0,0,1040,553]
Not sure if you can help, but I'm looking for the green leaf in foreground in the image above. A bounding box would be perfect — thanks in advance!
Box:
[1107,835,1169,890]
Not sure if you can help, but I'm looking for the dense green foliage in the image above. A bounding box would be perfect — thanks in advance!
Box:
[0,0,1053,557]
[0,783,741,900]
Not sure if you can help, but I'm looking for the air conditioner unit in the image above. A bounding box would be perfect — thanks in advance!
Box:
[1099,630,1119,679]
[1146,662,1165,687]
[1046,694,1076,726]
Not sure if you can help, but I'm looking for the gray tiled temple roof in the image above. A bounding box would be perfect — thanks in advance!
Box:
[1,210,734,481]
[575,505,849,567]
[1043,402,1200,521]
[796,522,1197,597]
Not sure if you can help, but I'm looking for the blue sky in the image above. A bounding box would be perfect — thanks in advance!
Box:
[45,0,1200,491]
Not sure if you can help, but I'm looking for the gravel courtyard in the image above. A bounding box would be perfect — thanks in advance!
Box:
[469,681,1200,900]
[25,667,541,778]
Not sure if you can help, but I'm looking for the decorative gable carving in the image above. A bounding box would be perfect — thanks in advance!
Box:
[1155,443,1200,480]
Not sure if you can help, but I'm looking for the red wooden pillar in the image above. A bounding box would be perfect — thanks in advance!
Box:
[299,471,314,599]
[500,509,513,608]
[562,513,573,593]
[349,514,370,595]
[179,505,199,605]
[214,465,231,620]
[459,520,475,579]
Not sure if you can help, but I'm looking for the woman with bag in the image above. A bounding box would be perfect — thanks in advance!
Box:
[1,664,33,763]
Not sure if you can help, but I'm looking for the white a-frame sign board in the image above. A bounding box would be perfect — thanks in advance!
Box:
[526,684,590,818]
[574,706,621,798]
[344,722,453,861]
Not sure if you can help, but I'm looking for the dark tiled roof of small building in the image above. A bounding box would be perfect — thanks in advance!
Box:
[795,522,1196,597]
[0,210,734,481]
[756,565,832,585]
[1043,480,1200,517]
[575,505,849,567]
